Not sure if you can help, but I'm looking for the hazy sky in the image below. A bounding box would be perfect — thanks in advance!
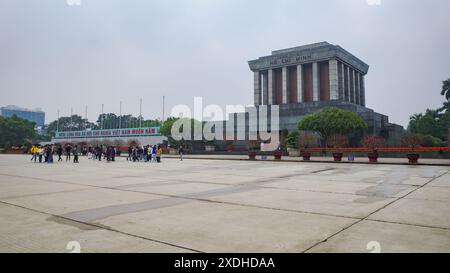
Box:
[1,0,449,127]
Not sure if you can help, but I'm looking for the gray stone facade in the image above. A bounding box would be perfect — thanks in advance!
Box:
[220,42,404,148]
[249,42,368,107]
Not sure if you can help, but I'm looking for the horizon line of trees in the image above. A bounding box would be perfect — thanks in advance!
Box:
[406,78,450,147]
[46,113,162,137]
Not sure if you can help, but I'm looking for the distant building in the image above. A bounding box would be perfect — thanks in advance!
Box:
[0,105,45,127]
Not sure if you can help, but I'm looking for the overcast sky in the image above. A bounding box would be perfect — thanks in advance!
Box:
[0,0,449,127]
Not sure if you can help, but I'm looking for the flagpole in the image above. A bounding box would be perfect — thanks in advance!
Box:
[57,109,60,132]
[101,104,104,130]
[162,95,165,123]
[119,101,122,129]
[139,98,142,128]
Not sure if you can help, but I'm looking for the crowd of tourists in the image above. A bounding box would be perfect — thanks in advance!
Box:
[28,144,185,163]
[127,145,163,163]
[86,145,117,162]
[29,144,80,163]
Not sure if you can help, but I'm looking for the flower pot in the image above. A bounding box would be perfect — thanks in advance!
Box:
[332,152,343,162]
[406,153,420,164]
[301,152,311,161]
[248,151,257,160]
[367,153,379,163]
[226,144,233,153]
[274,151,282,160]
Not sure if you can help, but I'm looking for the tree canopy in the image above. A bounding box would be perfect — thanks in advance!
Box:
[408,109,448,141]
[46,113,161,136]
[296,107,368,140]
[0,115,36,147]
[46,115,95,136]
[407,77,450,144]
[441,78,450,101]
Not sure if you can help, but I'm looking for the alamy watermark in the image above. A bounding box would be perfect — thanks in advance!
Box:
[66,0,81,6]
[366,0,382,6]
[66,241,81,253]
[169,97,280,147]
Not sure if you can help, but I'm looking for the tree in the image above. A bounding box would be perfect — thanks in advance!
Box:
[298,131,320,150]
[326,134,349,148]
[286,130,298,149]
[408,109,448,141]
[0,115,36,148]
[400,133,425,149]
[441,78,450,100]
[46,115,95,136]
[160,117,179,138]
[280,128,289,149]
[361,135,385,151]
[297,107,368,144]
[46,113,162,138]
[422,134,446,147]
[160,117,180,147]
[97,113,161,129]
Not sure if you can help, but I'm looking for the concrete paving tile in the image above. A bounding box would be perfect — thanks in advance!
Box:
[98,200,357,252]
[203,187,395,218]
[2,188,164,215]
[406,186,450,202]
[0,204,190,253]
[263,178,416,198]
[307,220,450,253]
[368,198,450,229]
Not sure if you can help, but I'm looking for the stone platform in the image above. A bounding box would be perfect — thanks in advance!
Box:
[0,154,449,253]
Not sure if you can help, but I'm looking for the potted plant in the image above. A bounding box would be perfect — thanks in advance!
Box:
[273,147,283,160]
[246,140,260,160]
[286,131,299,157]
[298,131,318,161]
[400,133,425,164]
[225,140,233,153]
[361,135,385,163]
[272,129,288,160]
[326,134,348,162]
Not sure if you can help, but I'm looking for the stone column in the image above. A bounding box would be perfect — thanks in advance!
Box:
[297,64,303,103]
[312,62,319,101]
[355,71,360,105]
[345,66,352,101]
[262,72,268,105]
[360,74,366,106]
[253,71,261,106]
[282,67,288,104]
[352,69,356,104]
[268,69,274,105]
[338,62,344,100]
[329,59,339,100]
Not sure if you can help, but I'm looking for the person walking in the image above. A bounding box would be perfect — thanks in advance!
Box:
[44,145,49,163]
[30,145,38,162]
[73,145,79,163]
[143,145,149,162]
[46,145,54,163]
[106,146,111,162]
[156,145,162,163]
[178,145,184,161]
[98,145,103,161]
[151,145,157,162]
[65,145,72,161]
[57,145,63,162]
[127,146,132,161]
[38,146,44,163]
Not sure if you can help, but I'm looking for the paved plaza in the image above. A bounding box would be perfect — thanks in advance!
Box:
[0,154,449,253]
